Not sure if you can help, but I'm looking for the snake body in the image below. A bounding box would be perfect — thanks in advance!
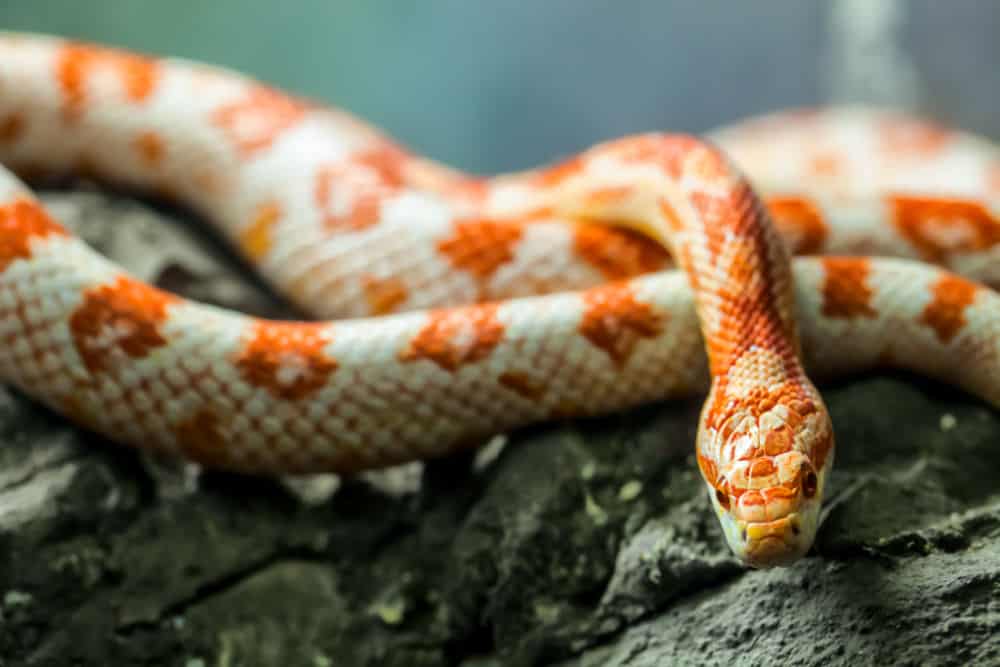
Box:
[1,34,999,567]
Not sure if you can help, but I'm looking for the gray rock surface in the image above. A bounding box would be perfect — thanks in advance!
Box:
[1,189,998,666]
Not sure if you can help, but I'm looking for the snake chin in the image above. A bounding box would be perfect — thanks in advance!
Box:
[708,470,826,569]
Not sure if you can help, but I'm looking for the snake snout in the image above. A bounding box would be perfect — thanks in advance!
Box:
[743,514,810,567]
[709,456,827,568]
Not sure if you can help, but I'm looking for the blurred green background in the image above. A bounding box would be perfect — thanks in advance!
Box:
[1,1,997,172]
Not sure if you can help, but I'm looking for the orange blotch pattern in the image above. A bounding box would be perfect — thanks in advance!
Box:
[880,116,951,157]
[536,155,587,186]
[765,196,829,255]
[55,42,160,118]
[313,144,408,232]
[353,142,408,187]
[498,371,545,400]
[315,164,381,231]
[69,276,178,374]
[241,200,282,261]
[578,283,664,366]
[0,113,25,144]
[175,409,231,469]
[133,130,165,166]
[437,219,524,280]
[613,134,704,180]
[400,304,505,371]
[807,152,842,178]
[572,223,668,280]
[362,274,409,315]
[919,274,980,343]
[235,321,337,400]
[820,257,877,319]
[0,199,68,272]
[212,85,308,156]
[890,196,1000,262]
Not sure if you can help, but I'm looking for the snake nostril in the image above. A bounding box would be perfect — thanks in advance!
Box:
[715,487,730,509]
[791,520,801,536]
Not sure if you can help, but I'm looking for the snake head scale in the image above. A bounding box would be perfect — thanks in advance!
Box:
[697,381,834,567]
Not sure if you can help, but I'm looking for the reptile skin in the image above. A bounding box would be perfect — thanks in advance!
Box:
[1,34,999,567]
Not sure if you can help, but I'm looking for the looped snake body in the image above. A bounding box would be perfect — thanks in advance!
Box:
[1,33,999,566]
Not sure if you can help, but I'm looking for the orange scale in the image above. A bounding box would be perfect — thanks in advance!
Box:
[762,485,798,502]
[763,427,793,456]
[765,196,829,256]
[727,483,750,500]
[498,370,546,400]
[748,458,776,478]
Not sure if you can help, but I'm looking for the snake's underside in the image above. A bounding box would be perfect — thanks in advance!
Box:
[1,34,999,566]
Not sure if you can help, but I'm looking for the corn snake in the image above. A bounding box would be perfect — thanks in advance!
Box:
[1,33,999,568]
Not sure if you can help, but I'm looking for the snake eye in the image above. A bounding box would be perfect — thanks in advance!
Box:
[801,466,818,498]
[715,487,730,509]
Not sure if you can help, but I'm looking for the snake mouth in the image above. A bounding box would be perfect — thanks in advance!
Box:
[743,514,807,567]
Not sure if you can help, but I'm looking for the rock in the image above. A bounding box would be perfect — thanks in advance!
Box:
[1,188,998,666]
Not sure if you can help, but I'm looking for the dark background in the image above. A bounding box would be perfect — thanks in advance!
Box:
[2,1,997,172]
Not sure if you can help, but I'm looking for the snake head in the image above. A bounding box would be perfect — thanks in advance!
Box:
[697,382,834,568]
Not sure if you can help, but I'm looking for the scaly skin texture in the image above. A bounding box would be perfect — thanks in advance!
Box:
[0,34,999,567]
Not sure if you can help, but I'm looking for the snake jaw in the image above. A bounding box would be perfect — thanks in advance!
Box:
[700,392,833,567]
[709,473,826,568]
[744,514,810,567]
